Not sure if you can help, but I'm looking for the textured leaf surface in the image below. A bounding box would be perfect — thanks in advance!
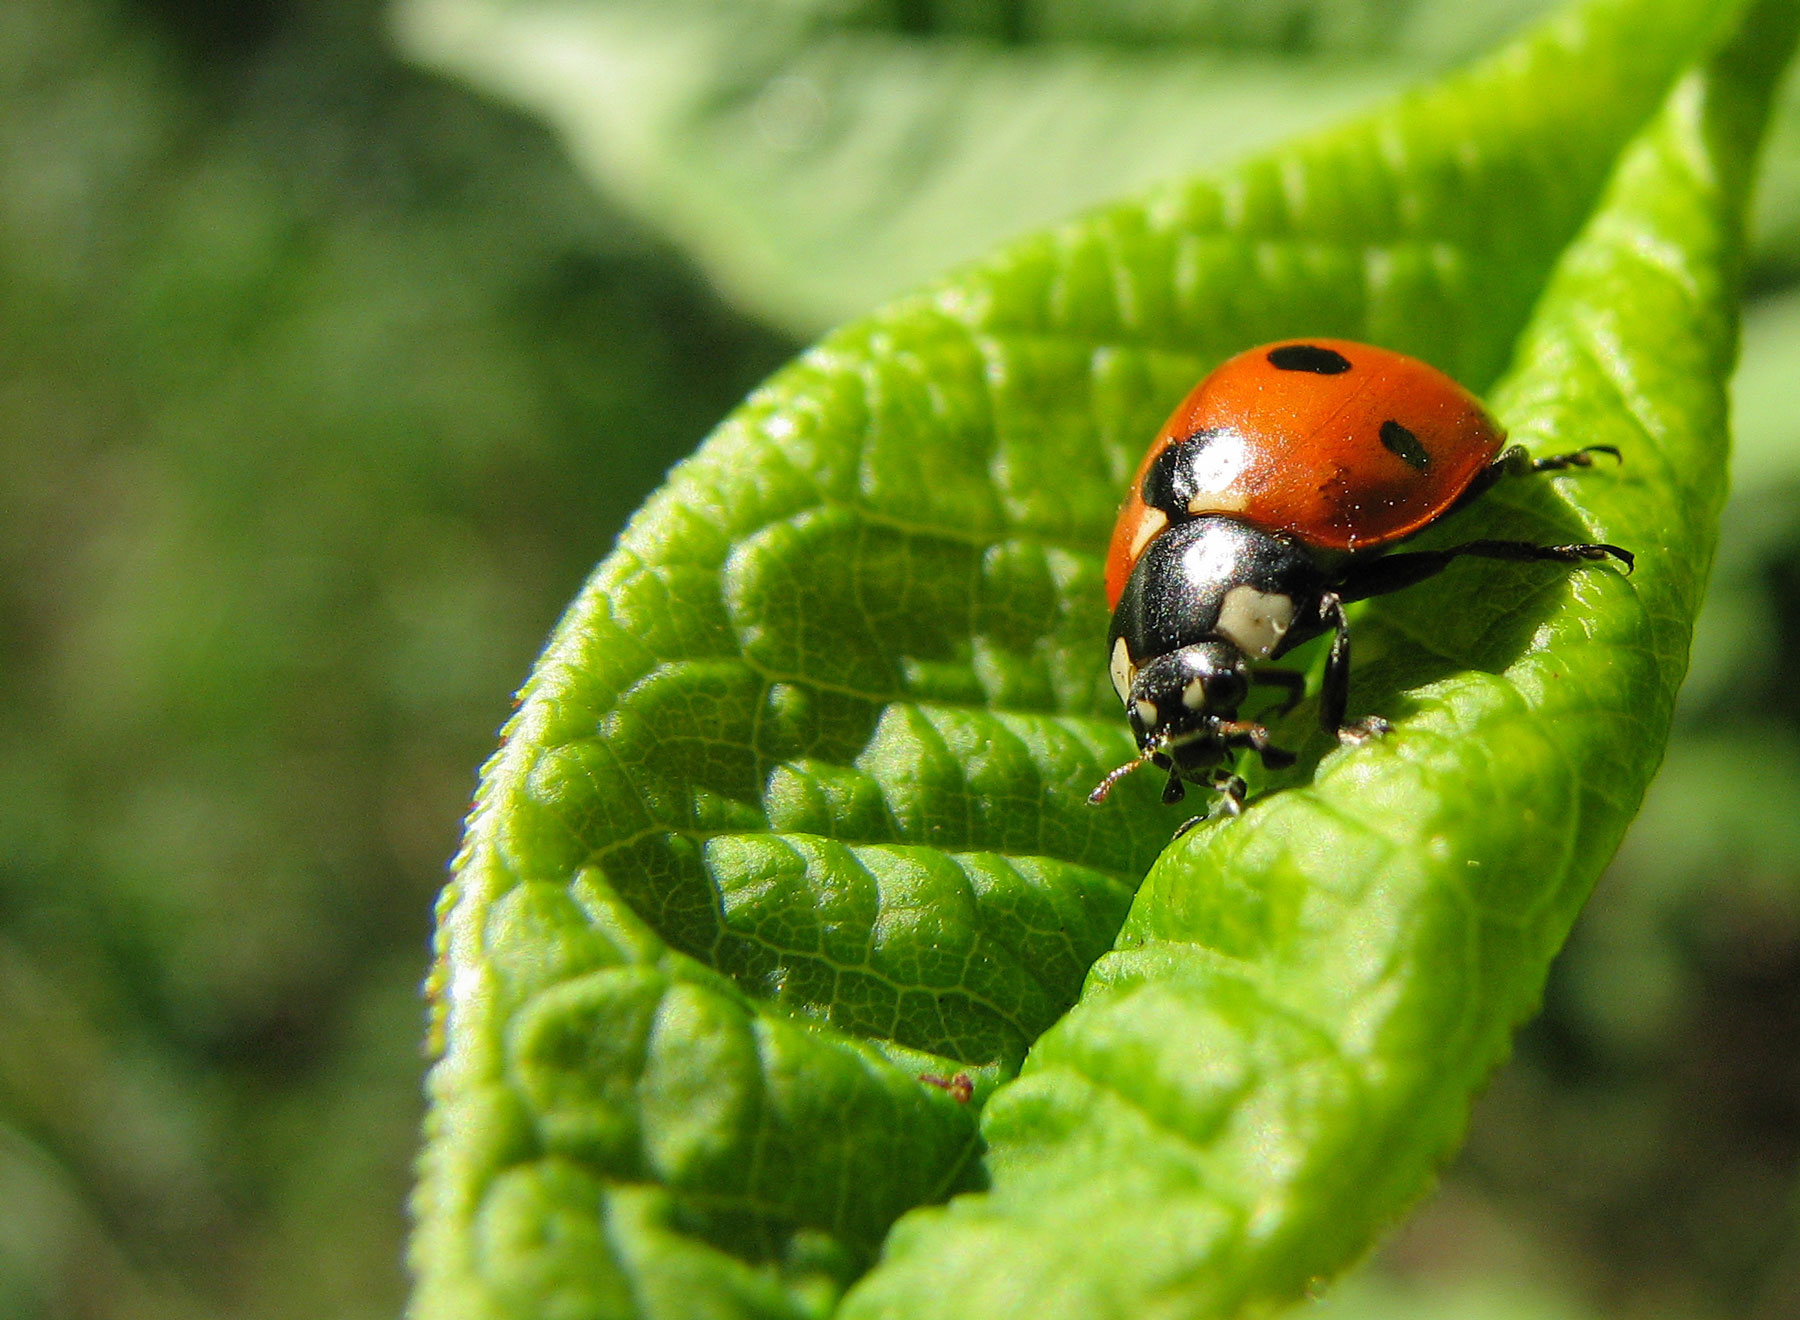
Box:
[408,1,1792,1318]
[391,0,1572,335]
[843,2,1795,1316]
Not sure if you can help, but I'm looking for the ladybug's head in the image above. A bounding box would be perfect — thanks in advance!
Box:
[1089,639,1253,806]
[1124,640,1250,750]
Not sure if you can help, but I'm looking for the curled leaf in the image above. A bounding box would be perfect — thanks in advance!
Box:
[408,1,1795,1316]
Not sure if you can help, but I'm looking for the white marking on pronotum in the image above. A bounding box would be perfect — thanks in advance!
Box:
[1110,637,1136,704]
[1134,699,1158,727]
[1181,677,1207,709]
[1215,585,1296,660]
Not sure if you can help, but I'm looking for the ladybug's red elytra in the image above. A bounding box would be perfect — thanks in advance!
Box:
[1092,338,1631,821]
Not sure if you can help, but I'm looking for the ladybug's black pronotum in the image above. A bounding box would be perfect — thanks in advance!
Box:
[1092,338,1631,820]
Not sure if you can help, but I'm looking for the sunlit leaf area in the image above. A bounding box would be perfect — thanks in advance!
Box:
[6,1,1800,1318]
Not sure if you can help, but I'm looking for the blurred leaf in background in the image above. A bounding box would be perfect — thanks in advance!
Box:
[0,1,788,1317]
[392,0,1578,337]
[6,0,1800,1317]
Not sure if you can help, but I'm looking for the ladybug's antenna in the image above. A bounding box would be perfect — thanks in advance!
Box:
[1087,747,1158,805]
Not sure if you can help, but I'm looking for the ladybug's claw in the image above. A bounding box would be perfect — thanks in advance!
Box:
[1170,772,1246,839]
[1543,541,1634,575]
[919,1072,974,1103]
[1590,543,1634,574]
[1337,715,1392,745]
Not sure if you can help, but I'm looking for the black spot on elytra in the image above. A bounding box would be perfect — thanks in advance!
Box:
[1267,344,1352,374]
[1379,420,1430,470]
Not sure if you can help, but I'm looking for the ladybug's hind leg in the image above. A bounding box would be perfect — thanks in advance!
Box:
[1336,540,1634,605]
[1450,443,1622,515]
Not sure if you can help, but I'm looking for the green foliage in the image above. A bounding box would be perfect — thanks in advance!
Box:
[393,0,1574,336]
[392,0,1800,339]
[411,0,1799,1317]
[843,6,1796,1310]
[0,1,789,1316]
[3,0,1797,1317]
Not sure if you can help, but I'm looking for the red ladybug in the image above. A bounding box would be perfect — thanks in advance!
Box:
[1092,338,1630,818]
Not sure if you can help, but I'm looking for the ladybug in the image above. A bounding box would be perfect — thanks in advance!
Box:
[1091,338,1631,818]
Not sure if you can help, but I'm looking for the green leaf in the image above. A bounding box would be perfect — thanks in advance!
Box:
[391,0,1568,336]
[843,2,1794,1316]
[408,1,1795,1317]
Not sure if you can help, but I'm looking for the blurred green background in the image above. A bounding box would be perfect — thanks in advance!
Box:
[3,2,1800,1318]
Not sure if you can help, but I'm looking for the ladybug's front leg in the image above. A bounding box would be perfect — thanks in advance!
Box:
[1216,720,1296,769]
[1318,592,1392,745]
[1171,769,1249,839]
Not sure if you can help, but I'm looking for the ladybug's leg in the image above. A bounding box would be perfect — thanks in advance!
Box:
[1210,768,1248,816]
[1171,771,1247,839]
[1321,538,1632,739]
[1524,444,1622,472]
[1318,592,1393,744]
[1450,444,1623,514]
[1216,719,1296,770]
[1337,539,1633,605]
[1249,668,1306,714]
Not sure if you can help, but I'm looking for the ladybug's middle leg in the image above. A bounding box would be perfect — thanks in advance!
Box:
[1317,592,1392,745]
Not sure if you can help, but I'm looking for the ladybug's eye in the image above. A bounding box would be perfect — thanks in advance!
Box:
[1207,670,1247,711]
[1179,667,1245,714]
